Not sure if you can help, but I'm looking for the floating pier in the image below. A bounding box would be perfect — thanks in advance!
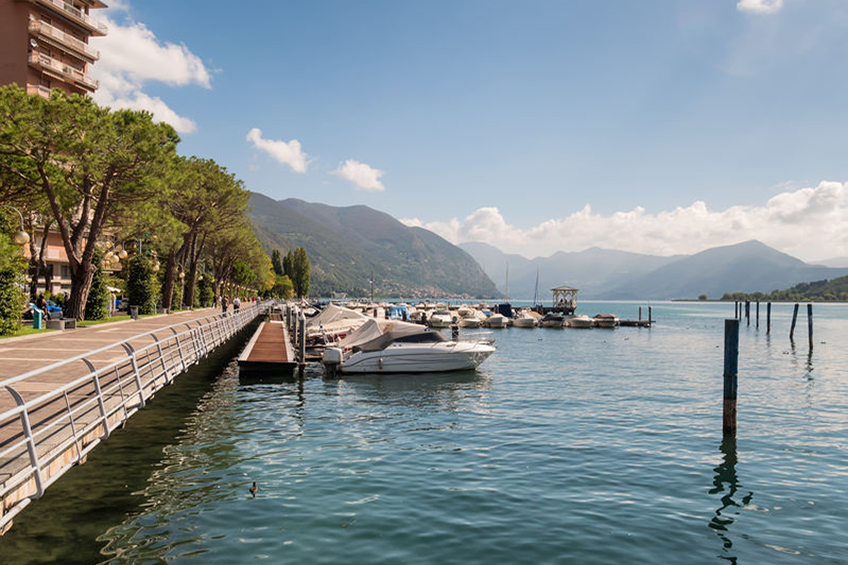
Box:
[237,320,297,377]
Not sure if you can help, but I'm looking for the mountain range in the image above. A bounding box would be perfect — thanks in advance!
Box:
[460,240,848,300]
[248,194,499,298]
[247,192,848,300]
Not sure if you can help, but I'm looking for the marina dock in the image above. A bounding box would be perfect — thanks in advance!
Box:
[0,305,262,534]
[237,320,297,377]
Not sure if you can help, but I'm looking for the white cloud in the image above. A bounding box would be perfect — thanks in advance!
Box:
[246,128,309,173]
[89,7,210,133]
[400,181,848,263]
[736,0,784,14]
[331,159,385,192]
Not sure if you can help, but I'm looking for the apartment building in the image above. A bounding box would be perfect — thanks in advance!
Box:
[0,0,107,97]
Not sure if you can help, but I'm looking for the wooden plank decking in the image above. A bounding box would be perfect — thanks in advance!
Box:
[237,321,297,377]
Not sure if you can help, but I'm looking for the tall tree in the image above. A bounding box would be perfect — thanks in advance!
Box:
[292,247,311,298]
[271,249,283,276]
[0,86,178,319]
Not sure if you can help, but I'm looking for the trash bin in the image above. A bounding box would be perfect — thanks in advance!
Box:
[33,309,43,329]
[130,305,139,320]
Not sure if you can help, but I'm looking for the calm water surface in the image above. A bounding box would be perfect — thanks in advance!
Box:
[3,302,847,564]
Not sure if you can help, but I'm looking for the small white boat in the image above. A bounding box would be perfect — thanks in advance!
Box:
[565,315,593,329]
[593,314,619,328]
[485,313,509,328]
[322,319,495,374]
[427,310,453,329]
[540,313,566,328]
[512,310,537,328]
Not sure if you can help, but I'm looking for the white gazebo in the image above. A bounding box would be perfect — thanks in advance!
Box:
[551,285,578,314]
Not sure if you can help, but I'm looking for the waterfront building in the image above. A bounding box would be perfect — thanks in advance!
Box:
[0,0,107,97]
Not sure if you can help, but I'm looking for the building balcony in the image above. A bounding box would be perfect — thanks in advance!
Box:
[32,0,108,36]
[29,18,100,61]
[28,51,99,91]
[26,84,53,98]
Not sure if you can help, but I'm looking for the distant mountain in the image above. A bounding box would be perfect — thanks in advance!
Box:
[248,194,499,298]
[814,256,848,268]
[604,240,848,299]
[460,241,678,299]
[461,239,848,300]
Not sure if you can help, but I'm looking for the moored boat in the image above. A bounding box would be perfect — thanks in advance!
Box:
[322,319,495,374]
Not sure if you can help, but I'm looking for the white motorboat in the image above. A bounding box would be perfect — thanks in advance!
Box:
[565,315,593,329]
[485,313,509,328]
[427,310,453,328]
[593,313,619,328]
[540,313,566,328]
[305,303,368,344]
[512,310,537,328]
[322,319,495,374]
[457,306,484,328]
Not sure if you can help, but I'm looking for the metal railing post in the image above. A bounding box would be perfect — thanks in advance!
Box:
[92,374,112,439]
[121,343,146,409]
[6,386,45,498]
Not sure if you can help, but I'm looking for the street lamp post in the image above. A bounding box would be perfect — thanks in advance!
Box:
[1,205,30,246]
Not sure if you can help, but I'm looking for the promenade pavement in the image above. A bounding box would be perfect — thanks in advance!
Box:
[0,308,226,409]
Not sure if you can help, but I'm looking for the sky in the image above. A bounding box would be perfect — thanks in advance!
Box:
[89,0,848,262]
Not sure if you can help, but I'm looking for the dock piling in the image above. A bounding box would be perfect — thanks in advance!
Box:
[766,302,771,334]
[745,301,750,326]
[807,304,813,350]
[723,319,739,436]
[756,301,759,329]
[639,306,642,321]
[298,312,306,365]
[790,303,799,341]
[648,306,652,324]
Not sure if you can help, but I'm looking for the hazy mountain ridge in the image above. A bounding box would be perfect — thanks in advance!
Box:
[461,240,848,300]
[248,194,500,298]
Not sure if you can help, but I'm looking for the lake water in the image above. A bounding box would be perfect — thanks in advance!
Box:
[3,301,847,564]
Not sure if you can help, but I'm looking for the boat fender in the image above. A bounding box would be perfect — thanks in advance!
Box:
[378,357,383,370]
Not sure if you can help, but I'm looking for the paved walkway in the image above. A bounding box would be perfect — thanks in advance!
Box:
[0,308,222,382]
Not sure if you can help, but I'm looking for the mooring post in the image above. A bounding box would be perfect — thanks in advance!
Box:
[734,301,738,319]
[755,301,759,329]
[723,319,739,436]
[648,306,652,325]
[766,302,771,334]
[790,303,799,341]
[298,312,306,364]
[745,301,750,326]
[807,304,813,350]
[639,306,642,321]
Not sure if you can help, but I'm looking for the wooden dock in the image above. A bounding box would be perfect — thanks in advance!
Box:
[237,321,297,377]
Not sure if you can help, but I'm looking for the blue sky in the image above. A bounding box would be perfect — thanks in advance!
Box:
[91,0,848,261]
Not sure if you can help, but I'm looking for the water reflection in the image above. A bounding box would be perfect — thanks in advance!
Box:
[709,437,753,564]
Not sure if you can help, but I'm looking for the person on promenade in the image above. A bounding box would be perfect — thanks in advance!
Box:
[233,297,241,312]
[35,294,49,320]
[222,296,229,314]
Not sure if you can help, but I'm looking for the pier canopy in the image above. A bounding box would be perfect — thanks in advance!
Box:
[552,285,578,314]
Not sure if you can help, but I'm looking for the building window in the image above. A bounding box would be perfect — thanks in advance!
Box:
[61,265,71,280]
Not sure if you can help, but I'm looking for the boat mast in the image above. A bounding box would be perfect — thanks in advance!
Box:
[533,266,540,306]
[504,261,509,302]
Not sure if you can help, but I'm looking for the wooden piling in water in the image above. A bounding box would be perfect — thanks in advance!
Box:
[789,303,799,341]
[648,306,652,324]
[639,306,642,321]
[723,319,739,436]
[807,304,813,350]
[766,302,771,334]
[755,301,759,329]
[745,301,750,326]
[734,301,738,319]
[298,312,306,365]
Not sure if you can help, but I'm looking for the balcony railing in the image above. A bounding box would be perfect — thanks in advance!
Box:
[29,18,100,60]
[28,51,99,90]
[33,0,108,35]
[26,84,53,98]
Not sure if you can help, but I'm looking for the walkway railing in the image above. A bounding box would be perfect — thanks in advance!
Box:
[0,304,263,532]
